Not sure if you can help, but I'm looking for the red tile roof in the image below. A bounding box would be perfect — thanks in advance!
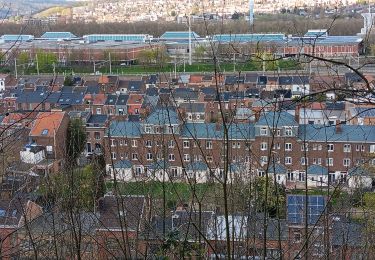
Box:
[30,111,66,137]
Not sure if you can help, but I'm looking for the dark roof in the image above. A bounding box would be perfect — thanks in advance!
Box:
[58,92,84,105]
[116,94,129,106]
[86,85,101,94]
[16,91,61,104]
[326,102,345,111]
[179,102,205,113]
[98,194,145,231]
[331,219,364,247]
[128,80,143,92]
[105,94,118,105]
[145,108,180,125]
[146,87,159,96]
[256,111,298,127]
[258,75,267,85]
[87,114,108,125]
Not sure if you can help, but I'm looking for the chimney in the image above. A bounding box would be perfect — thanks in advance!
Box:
[215,121,222,131]
[335,120,342,133]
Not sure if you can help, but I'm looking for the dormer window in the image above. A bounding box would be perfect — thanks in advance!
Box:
[145,126,151,134]
[41,129,49,136]
[285,127,293,136]
[260,127,268,136]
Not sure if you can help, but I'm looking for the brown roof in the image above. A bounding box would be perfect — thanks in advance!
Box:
[84,93,107,105]
[127,94,144,105]
[98,195,146,231]
[30,111,66,137]
[190,75,203,84]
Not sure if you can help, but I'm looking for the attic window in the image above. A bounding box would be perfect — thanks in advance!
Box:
[41,129,49,135]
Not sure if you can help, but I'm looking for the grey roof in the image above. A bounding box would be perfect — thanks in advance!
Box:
[173,88,198,100]
[58,92,84,105]
[267,163,288,174]
[179,102,205,113]
[299,124,375,142]
[348,166,370,177]
[16,91,61,104]
[108,121,141,137]
[185,161,208,171]
[114,160,132,169]
[256,111,298,127]
[145,108,180,125]
[142,95,159,108]
[128,80,143,91]
[87,115,108,125]
[331,220,364,247]
[352,107,375,118]
[116,94,129,105]
[182,123,255,140]
[105,94,118,105]
[307,165,328,175]
[149,160,170,170]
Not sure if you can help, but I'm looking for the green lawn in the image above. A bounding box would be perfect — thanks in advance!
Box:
[106,181,221,208]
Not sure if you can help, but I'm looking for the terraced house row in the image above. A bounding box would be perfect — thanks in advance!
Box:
[105,108,375,190]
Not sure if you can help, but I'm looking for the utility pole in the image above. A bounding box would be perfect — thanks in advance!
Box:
[109,52,112,74]
[14,58,17,79]
[188,0,192,66]
[36,53,40,75]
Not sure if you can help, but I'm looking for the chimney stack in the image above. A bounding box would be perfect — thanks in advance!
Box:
[335,120,342,133]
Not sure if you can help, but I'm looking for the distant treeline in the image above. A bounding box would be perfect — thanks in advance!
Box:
[0,16,363,37]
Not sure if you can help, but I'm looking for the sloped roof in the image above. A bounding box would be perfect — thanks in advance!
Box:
[145,108,180,125]
[30,111,66,137]
[114,160,132,169]
[348,166,371,177]
[182,123,255,140]
[108,121,141,137]
[307,165,329,175]
[267,163,288,174]
[185,161,208,171]
[256,111,298,127]
[299,124,375,142]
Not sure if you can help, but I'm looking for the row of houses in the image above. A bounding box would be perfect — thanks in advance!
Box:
[0,193,365,259]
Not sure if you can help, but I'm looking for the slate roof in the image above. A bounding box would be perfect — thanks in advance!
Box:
[116,94,129,106]
[145,108,180,125]
[145,87,159,96]
[185,161,208,171]
[108,121,141,137]
[307,165,329,175]
[256,111,298,127]
[348,166,370,177]
[16,91,61,104]
[87,114,108,125]
[173,88,199,100]
[299,124,375,142]
[267,163,288,174]
[114,160,133,169]
[105,94,118,105]
[128,80,143,92]
[179,102,205,113]
[149,160,170,170]
[58,92,84,105]
[182,123,255,140]
[331,220,364,247]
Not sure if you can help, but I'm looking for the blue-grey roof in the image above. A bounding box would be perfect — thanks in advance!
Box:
[348,166,370,177]
[331,220,364,247]
[16,91,61,104]
[114,160,132,169]
[299,124,375,142]
[267,163,287,174]
[145,108,180,125]
[160,31,200,40]
[128,80,143,91]
[87,115,108,125]
[213,33,286,43]
[41,32,77,40]
[149,160,170,170]
[58,92,84,105]
[146,87,159,96]
[182,123,255,140]
[352,107,375,117]
[256,111,298,127]
[105,94,117,105]
[185,161,208,171]
[108,121,141,137]
[307,165,328,175]
[142,95,159,108]
[179,102,205,113]
[116,94,129,106]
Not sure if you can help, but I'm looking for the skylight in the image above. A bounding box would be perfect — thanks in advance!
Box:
[41,129,49,135]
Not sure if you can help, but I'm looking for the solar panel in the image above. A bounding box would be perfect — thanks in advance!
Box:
[287,195,325,225]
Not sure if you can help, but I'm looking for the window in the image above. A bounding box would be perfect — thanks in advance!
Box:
[124,139,128,146]
[285,157,292,165]
[318,144,322,150]
[41,129,49,135]
[285,143,292,151]
[260,127,268,136]
[46,146,53,153]
[146,153,153,161]
[135,167,142,176]
[294,232,301,243]
[111,139,116,147]
[183,154,190,162]
[131,140,137,147]
[145,126,151,133]
[343,158,351,167]
[285,127,293,136]
[317,158,322,165]
[155,126,161,134]
[344,144,351,153]
[118,108,124,115]
[206,140,213,149]
[326,158,333,166]
[168,154,175,161]
[119,140,123,146]
[313,144,318,150]
[167,126,174,134]
[260,156,268,164]
[370,145,375,153]
[206,155,213,162]
[145,140,152,147]
[134,108,139,115]
[261,142,268,151]
[132,153,138,160]
[96,108,102,115]
[356,144,365,152]
[183,140,190,148]
[111,152,116,160]
[327,144,334,152]
[301,157,308,165]
[301,143,308,151]
[168,140,175,148]
[170,168,179,178]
